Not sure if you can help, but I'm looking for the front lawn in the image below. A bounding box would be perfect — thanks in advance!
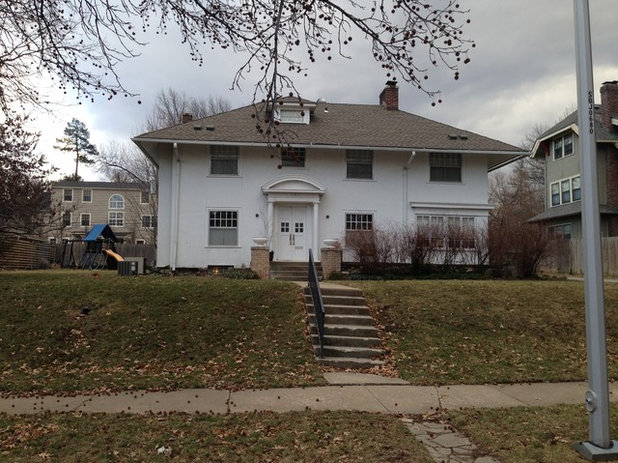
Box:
[0,411,433,463]
[0,271,323,395]
[449,404,618,463]
[350,280,618,385]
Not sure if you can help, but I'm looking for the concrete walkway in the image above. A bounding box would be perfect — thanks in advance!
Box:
[0,377,604,416]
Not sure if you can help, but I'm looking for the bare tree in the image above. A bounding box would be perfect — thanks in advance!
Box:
[144,88,232,131]
[0,110,58,235]
[2,1,474,127]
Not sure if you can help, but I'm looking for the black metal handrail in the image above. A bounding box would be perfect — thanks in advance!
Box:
[308,249,325,357]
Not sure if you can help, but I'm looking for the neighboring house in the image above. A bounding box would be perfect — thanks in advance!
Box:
[530,81,618,239]
[49,181,157,245]
[133,82,523,270]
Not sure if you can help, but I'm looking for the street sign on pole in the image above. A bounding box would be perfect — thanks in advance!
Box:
[572,0,618,459]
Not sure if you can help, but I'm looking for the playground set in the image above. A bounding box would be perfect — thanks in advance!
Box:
[59,224,127,270]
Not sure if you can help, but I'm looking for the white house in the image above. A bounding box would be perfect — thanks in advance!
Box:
[133,82,523,271]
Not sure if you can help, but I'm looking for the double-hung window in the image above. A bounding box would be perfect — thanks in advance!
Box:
[62,212,71,226]
[80,213,91,227]
[553,133,574,160]
[345,213,373,231]
[63,189,73,202]
[209,210,238,246]
[141,190,150,204]
[82,189,92,202]
[141,215,157,228]
[346,150,373,179]
[429,153,462,182]
[550,176,581,207]
[108,212,124,226]
[281,147,306,167]
[210,146,239,175]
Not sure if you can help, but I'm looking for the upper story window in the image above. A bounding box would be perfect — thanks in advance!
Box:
[430,153,462,182]
[550,175,580,207]
[346,150,373,179]
[82,189,92,202]
[553,133,574,160]
[63,189,73,202]
[141,190,150,204]
[109,194,124,209]
[62,212,71,226]
[281,147,305,167]
[210,145,239,175]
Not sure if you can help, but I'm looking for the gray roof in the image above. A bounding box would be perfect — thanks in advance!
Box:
[529,202,618,222]
[53,181,148,190]
[134,102,522,154]
[534,106,618,156]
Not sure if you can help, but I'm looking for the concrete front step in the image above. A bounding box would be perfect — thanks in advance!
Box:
[305,294,366,306]
[271,262,323,281]
[309,323,380,338]
[306,303,370,316]
[310,334,382,348]
[315,345,384,358]
[308,313,376,326]
[316,356,386,369]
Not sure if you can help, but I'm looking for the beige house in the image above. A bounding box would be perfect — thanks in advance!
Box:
[49,181,156,245]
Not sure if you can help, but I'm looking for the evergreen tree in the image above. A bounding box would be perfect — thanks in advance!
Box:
[54,119,98,179]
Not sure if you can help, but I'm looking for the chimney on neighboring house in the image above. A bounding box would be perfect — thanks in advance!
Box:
[182,113,193,124]
[600,81,618,129]
[379,80,399,110]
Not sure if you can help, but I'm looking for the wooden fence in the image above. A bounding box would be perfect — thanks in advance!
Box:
[542,237,618,276]
[0,235,55,270]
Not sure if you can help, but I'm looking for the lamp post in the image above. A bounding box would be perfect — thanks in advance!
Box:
[572,0,618,459]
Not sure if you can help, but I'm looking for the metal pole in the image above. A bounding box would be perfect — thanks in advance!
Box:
[572,0,618,459]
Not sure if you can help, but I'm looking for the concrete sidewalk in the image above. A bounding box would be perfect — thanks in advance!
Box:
[0,377,609,416]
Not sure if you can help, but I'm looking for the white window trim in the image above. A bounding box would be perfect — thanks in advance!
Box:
[135,239,146,245]
[553,133,575,161]
[109,194,125,210]
[550,175,581,207]
[108,211,124,227]
[209,146,240,176]
[82,189,92,203]
[207,209,240,247]
[345,212,375,231]
[429,153,463,183]
[63,188,73,202]
[346,150,374,180]
[80,213,91,227]
[140,190,150,204]
[141,215,156,228]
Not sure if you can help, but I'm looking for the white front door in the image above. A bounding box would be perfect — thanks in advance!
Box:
[276,205,308,261]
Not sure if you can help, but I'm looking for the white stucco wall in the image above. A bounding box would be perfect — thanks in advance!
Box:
[155,143,494,269]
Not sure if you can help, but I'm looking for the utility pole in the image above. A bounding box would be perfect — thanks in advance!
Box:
[572,0,618,459]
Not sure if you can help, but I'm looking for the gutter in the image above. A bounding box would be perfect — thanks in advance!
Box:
[132,136,526,157]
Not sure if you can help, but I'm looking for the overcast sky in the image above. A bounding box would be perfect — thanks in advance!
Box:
[34,0,618,180]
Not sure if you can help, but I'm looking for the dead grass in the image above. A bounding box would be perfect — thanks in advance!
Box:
[0,411,433,462]
[347,280,618,385]
[0,270,324,395]
[448,403,618,463]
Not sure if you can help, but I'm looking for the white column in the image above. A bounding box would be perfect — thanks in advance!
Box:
[313,201,319,259]
[267,200,274,250]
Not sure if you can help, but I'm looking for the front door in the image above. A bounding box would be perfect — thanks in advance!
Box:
[276,205,308,261]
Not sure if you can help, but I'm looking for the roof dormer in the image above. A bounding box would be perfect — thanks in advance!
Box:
[273,96,316,125]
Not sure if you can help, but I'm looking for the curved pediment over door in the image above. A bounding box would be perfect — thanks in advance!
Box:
[261,176,326,203]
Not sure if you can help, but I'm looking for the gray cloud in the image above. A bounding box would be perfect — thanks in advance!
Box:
[38,0,618,178]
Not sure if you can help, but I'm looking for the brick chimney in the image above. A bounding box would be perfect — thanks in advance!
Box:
[182,113,193,124]
[379,80,399,110]
[600,81,618,129]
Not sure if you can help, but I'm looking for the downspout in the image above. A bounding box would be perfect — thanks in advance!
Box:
[403,151,416,224]
[170,143,181,272]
